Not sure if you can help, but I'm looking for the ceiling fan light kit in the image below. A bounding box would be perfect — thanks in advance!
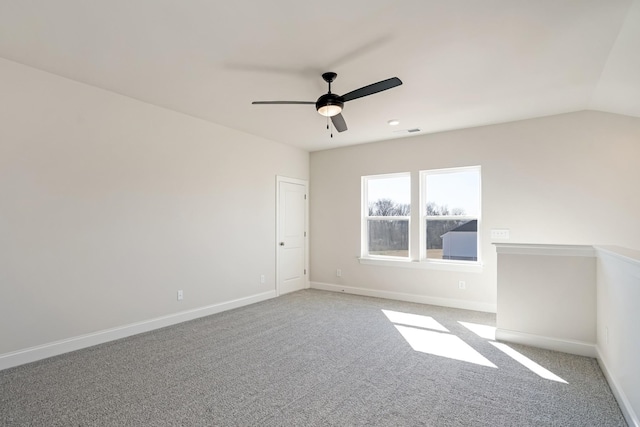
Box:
[253,71,402,134]
[316,94,343,117]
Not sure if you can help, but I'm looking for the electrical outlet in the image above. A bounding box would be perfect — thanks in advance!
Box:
[458,281,466,290]
[336,269,342,277]
[491,229,510,239]
[177,290,183,301]
[260,274,265,284]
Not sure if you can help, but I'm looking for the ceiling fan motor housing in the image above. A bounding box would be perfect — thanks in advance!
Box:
[316,93,344,117]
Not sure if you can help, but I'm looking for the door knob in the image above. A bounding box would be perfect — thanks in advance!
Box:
[279,242,285,246]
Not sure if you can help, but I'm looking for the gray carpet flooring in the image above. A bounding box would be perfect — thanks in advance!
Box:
[0,289,626,426]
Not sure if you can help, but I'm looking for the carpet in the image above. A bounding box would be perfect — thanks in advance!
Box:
[0,289,626,426]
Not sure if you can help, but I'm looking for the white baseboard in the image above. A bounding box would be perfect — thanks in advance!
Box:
[0,290,276,371]
[596,347,640,427]
[495,328,597,358]
[310,281,496,313]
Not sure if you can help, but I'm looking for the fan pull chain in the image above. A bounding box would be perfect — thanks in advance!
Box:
[327,115,333,138]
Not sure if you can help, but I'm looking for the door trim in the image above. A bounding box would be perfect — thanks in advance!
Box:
[276,176,309,296]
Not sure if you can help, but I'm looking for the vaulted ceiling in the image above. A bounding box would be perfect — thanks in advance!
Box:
[1,0,639,151]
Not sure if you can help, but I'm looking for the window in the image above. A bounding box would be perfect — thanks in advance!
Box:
[421,166,481,262]
[360,167,481,269]
[362,173,410,259]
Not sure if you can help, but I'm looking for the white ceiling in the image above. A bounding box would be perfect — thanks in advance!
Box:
[1,0,639,152]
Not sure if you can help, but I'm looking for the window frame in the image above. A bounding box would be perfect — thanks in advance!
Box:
[419,166,482,266]
[361,172,411,260]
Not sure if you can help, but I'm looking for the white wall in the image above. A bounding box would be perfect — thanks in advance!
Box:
[309,111,640,311]
[494,244,597,356]
[0,58,308,357]
[596,246,640,426]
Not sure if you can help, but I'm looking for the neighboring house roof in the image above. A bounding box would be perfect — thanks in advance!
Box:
[448,220,477,233]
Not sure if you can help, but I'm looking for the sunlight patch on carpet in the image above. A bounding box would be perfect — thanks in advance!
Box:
[458,321,496,340]
[491,342,568,383]
[382,309,449,332]
[394,325,497,368]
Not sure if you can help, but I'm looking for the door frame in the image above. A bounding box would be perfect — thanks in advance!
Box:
[275,175,309,296]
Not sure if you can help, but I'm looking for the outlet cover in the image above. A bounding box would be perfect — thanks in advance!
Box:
[177,290,183,301]
[491,229,510,239]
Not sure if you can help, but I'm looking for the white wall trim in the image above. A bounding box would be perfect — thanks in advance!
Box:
[494,243,596,257]
[595,245,640,270]
[0,290,276,372]
[311,281,496,313]
[597,347,640,427]
[495,328,596,358]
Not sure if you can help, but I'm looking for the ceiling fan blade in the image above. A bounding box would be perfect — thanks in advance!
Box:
[331,113,348,132]
[341,77,402,102]
[252,101,314,105]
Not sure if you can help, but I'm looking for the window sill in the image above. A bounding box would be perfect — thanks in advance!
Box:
[358,257,484,273]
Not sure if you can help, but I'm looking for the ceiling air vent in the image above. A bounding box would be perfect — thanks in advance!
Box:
[394,128,421,134]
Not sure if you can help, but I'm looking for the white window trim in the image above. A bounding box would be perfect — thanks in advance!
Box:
[358,256,483,272]
[359,167,483,272]
[361,172,411,260]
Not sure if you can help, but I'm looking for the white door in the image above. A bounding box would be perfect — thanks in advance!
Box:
[277,178,307,295]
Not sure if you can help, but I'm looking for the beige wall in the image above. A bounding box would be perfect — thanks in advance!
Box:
[0,58,309,355]
[309,111,640,310]
[495,245,597,354]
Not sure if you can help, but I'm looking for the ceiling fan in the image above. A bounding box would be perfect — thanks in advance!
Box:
[252,72,402,134]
